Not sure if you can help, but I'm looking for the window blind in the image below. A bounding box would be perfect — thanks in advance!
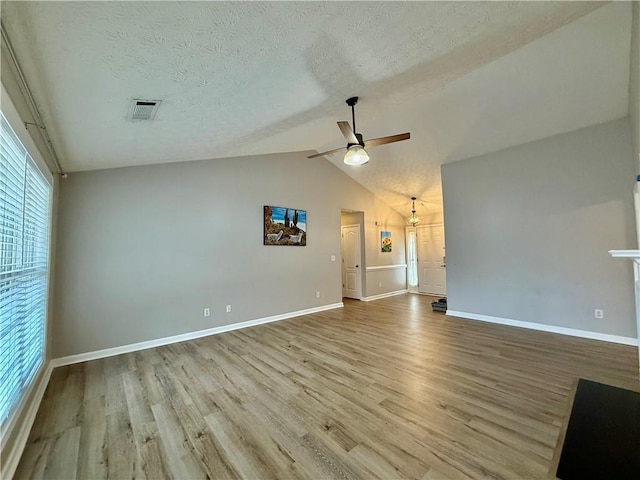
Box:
[407,230,418,287]
[0,111,50,429]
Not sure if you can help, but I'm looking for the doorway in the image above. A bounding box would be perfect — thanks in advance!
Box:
[417,224,447,295]
[341,223,363,299]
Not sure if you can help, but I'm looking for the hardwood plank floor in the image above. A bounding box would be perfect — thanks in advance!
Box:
[15,294,639,479]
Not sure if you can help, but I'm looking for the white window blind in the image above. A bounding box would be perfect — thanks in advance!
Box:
[0,111,50,429]
[407,230,418,287]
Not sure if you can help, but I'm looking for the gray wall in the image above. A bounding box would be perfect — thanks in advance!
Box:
[442,119,637,338]
[340,211,363,226]
[631,1,640,168]
[54,152,406,357]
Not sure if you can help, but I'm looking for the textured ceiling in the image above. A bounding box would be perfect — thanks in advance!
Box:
[0,1,632,217]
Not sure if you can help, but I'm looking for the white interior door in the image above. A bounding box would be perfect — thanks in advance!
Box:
[417,224,447,295]
[341,224,362,299]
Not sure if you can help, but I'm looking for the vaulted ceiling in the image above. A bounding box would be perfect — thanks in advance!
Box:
[1,1,633,217]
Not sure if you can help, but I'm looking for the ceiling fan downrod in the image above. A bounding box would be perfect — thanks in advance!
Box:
[346,97,363,147]
[352,105,356,134]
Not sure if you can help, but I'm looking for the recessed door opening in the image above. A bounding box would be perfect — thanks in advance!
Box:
[340,211,364,300]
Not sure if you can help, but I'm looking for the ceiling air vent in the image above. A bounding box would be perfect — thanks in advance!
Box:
[128,99,161,121]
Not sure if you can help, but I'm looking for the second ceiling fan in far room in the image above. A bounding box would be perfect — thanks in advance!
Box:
[308,97,410,165]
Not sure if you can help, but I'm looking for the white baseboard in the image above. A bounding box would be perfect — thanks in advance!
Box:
[446,310,638,346]
[51,302,344,367]
[1,361,54,480]
[361,289,408,302]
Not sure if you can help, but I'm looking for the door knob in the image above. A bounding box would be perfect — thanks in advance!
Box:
[356,265,359,268]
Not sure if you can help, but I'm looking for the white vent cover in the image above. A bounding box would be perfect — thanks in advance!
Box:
[128,99,161,121]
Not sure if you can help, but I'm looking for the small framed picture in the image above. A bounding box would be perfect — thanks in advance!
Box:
[381,231,392,252]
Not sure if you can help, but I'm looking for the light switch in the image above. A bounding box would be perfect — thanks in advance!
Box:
[331,255,336,262]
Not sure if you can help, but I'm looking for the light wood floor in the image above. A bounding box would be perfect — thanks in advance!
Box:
[15,294,640,479]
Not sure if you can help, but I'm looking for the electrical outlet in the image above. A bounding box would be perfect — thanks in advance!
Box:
[378,282,382,287]
[594,309,604,319]
[203,307,210,317]
[331,255,336,262]
[316,291,321,298]
[226,305,232,313]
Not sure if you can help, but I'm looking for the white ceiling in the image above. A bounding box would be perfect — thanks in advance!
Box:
[1,1,632,217]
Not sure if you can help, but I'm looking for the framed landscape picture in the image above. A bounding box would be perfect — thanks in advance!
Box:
[264,205,306,246]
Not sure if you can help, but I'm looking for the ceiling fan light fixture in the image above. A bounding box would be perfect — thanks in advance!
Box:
[307,96,410,160]
[407,196,422,226]
[343,144,369,165]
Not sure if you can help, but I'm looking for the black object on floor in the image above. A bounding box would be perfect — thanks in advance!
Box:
[556,378,640,479]
[431,297,447,312]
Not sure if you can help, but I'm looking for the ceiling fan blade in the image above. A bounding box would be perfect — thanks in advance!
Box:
[307,145,347,159]
[337,121,359,144]
[309,132,410,158]
[364,132,411,147]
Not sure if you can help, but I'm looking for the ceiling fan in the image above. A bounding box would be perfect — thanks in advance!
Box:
[308,96,410,165]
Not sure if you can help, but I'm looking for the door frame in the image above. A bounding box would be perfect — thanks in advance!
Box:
[416,223,447,296]
[341,223,363,299]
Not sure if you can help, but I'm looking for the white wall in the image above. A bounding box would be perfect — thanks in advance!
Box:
[339,209,407,298]
[442,119,637,338]
[362,205,407,297]
[54,152,406,357]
